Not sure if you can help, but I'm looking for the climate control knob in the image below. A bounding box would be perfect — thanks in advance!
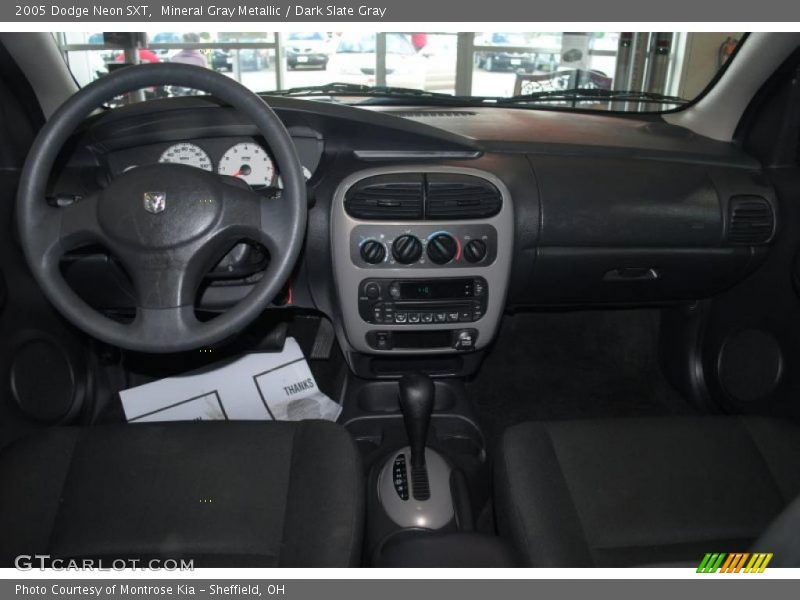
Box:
[427,233,458,265]
[360,239,386,264]
[392,234,423,264]
[464,239,488,263]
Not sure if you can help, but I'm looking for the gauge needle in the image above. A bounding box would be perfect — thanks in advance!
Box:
[233,164,252,178]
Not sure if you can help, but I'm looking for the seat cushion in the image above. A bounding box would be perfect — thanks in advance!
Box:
[495,416,800,567]
[0,420,363,567]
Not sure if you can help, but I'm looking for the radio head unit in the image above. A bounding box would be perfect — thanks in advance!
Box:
[358,277,488,326]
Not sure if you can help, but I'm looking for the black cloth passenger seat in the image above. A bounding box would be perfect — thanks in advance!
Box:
[495,416,800,566]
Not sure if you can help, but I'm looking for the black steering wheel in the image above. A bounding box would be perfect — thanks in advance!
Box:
[16,63,307,353]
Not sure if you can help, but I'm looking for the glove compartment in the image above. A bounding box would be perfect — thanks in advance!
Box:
[514,155,775,305]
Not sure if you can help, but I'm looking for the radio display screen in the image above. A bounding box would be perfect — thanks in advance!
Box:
[398,279,473,299]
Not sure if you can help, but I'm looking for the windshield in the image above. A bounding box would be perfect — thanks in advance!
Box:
[487,33,529,46]
[58,31,744,112]
[287,32,326,41]
[335,33,416,55]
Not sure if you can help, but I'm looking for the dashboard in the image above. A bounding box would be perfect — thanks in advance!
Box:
[53,95,778,375]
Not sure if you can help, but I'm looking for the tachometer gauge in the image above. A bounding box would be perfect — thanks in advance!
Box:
[158,143,212,171]
[218,142,275,187]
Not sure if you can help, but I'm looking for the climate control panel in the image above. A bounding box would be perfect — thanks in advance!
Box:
[351,224,497,269]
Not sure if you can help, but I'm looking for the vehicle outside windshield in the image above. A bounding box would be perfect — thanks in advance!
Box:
[58,31,744,112]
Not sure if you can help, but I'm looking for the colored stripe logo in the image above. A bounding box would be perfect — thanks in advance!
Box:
[697,553,773,573]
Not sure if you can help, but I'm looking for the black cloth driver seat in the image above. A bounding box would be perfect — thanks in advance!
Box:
[0,420,363,567]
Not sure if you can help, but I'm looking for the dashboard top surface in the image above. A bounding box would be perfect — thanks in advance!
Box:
[71,96,758,170]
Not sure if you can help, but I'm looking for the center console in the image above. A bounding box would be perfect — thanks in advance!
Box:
[331,166,514,355]
[332,167,514,560]
[355,370,517,566]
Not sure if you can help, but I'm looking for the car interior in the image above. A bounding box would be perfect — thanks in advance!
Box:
[1,31,800,568]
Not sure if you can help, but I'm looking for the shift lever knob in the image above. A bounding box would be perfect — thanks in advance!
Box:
[398,372,434,468]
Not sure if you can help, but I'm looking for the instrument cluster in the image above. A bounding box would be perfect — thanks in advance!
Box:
[110,135,319,189]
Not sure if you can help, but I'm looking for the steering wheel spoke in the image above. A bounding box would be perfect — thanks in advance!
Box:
[38,193,105,267]
[120,248,206,310]
[60,192,103,241]
[258,195,296,255]
[131,304,200,341]
[216,179,294,256]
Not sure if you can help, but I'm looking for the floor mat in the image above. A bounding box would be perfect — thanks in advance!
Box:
[92,313,348,425]
[119,338,341,423]
[469,309,697,450]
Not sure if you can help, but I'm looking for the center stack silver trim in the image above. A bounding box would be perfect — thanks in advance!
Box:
[330,166,514,354]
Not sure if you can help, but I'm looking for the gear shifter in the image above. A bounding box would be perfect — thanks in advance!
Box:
[377,371,454,529]
[398,372,434,470]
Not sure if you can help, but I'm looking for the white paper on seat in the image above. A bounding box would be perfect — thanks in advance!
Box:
[119,338,341,423]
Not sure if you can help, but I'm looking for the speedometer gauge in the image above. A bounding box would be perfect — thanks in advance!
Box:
[218,142,275,187]
[158,143,212,171]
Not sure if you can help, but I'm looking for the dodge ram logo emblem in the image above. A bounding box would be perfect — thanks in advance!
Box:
[143,191,166,214]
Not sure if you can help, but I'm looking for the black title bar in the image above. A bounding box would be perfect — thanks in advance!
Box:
[4,0,800,22]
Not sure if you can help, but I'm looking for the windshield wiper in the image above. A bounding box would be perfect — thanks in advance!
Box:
[264,82,688,109]
[493,88,688,106]
[266,82,462,101]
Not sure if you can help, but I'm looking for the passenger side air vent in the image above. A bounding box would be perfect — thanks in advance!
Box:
[727,196,775,245]
[425,174,502,220]
[345,174,424,220]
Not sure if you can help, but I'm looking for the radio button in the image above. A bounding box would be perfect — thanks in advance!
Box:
[459,310,473,322]
[447,312,460,323]
[395,312,408,323]
[421,313,434,323]
[474,280,485,296]
[389,283,401,299]
[435,312,447,323]
[408,313,421,324]
[365,282,381,299]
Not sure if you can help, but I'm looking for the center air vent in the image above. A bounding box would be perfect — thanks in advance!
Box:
[345,173,502,221]
[426,174,502,219]
[727,196,775,245]
[345,174,424,220]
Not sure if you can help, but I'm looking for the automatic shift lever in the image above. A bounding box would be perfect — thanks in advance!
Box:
[378,372,453,527]
[398,372,434,500]
[398,372,434,468]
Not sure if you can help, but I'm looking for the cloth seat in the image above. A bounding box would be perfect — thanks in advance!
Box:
[0,420,363,567]
[495,416,800,567]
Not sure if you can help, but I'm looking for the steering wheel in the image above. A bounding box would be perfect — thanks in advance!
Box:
[16,63,307,353]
